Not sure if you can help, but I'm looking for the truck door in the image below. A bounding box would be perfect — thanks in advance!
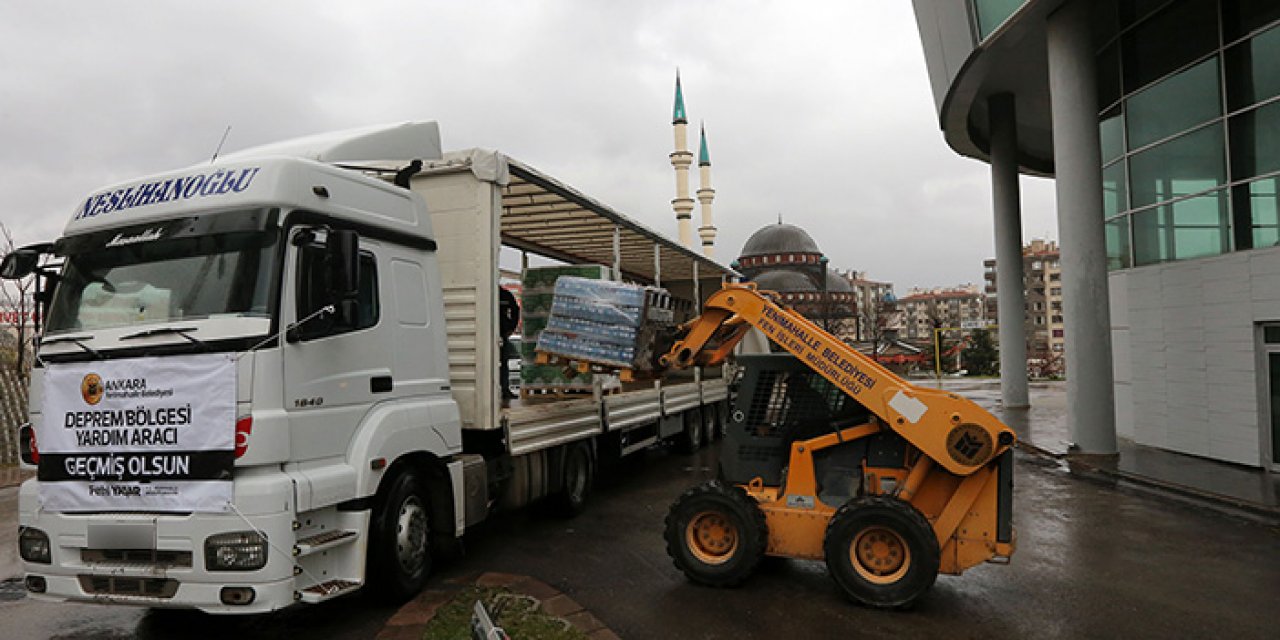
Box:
[283,233,392,463]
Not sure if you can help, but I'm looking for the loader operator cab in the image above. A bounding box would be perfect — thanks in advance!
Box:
[724,354,884,507]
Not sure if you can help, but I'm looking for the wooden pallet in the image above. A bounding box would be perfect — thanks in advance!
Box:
[533,351,637,382]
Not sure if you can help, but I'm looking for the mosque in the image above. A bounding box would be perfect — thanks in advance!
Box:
[667,74,856,334]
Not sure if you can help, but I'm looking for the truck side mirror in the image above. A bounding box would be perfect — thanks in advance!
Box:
[0,249,40,280]
[325,229,360,326]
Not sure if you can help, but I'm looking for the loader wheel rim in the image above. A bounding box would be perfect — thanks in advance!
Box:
[850,526,910,584]
[686,511,739,565]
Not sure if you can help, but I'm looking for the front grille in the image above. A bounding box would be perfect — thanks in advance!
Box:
[82,549,193,568]
[78,575,179,599]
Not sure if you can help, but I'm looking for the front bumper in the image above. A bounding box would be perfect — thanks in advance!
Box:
[18,471,300,614]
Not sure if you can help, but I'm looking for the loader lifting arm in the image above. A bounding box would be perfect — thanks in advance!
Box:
[661,283,1015,476]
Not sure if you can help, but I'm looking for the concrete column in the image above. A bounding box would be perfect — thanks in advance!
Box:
[1046,0,1117,455]
[988,93,1030,409]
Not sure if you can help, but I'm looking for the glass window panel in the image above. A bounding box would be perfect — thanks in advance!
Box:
[1133,190,1230,265]
[1224,0,1280,42]
[1226,25,1280,109]
[974,0,1027,40]
[1106,216,1132,270]
[1265,326,1280,344]
[1094,2,1120,49]
[1230,101,1280,180]
[1128,123,1225,207]
[1100,109,1125,164]
[1126,57,1220,149]
[1270,353,1280,462]
[1121,0,1172,27]
[1103,161,1129,216]
[1122,0,1218,93]
[1133,207,1170,265]
[1097,45,1121,112]
[1247,178,1280,248]
[1171,190,1231,259]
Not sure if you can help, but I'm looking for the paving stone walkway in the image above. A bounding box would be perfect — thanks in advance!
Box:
[378,571,620,640]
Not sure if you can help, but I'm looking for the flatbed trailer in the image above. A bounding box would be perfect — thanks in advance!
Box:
[7,122,733,613]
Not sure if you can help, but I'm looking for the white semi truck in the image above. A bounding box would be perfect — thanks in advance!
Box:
[4,122,732,613]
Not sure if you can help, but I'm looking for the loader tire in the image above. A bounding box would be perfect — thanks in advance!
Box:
[664,480,767,587]
[824,495,939,609]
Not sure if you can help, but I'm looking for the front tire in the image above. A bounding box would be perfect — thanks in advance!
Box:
[823,495,939,609]
[664,480,767,587]
[368,469,432,602]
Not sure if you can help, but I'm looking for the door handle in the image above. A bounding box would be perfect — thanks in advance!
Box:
[370,376,393,393]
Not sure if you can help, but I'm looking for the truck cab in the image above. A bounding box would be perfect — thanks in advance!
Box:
[15,134,466,611]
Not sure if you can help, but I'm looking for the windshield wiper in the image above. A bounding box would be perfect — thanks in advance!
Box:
[120,326,208,349]
[40,335,102,358]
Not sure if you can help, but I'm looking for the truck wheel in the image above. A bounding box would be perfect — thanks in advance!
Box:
[678,410,704,453]
[699,406,715,443]
[549,441,594,517]
[707,404,725,441]
[664,480,767,587]
[823,495,939,609]
[368,469,432,602]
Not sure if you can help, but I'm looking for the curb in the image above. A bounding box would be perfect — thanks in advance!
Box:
[378,572,620,640]
[1015,443,1280,527]
[1070,460,1280,527]
[1014,441,1067,460]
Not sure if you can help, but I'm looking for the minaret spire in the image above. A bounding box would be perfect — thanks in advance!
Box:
[696,121,717,258]
[669,70,695,249]
[673,70,688,125]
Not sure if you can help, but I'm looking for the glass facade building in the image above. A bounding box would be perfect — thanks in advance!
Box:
[1097,0,1280,269]
[916,0,1280,468]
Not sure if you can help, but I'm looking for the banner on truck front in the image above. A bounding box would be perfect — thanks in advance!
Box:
[38,354,235,512]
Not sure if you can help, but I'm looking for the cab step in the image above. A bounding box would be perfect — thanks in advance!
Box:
[297,579,361,604]
[293,529,358,557]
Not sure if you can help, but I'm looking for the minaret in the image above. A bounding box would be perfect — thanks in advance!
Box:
[670,71,696,249]
[696,122,717,258]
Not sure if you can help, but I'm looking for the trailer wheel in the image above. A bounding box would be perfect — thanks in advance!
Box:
[708,404,726,441]
[664,480,767,587]
[549,440,594,517]
[368,469,432,602]
[824,495,939,609]
[678,410,704,453]
[701,407,718,444]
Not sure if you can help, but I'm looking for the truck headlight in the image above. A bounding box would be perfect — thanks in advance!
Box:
[204,531,268,571]
[19,527,51,564]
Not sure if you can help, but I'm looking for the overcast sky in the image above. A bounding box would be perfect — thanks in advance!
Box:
[0,1,1058,292]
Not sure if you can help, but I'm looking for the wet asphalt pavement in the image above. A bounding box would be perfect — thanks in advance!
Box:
[3,441,1279,639]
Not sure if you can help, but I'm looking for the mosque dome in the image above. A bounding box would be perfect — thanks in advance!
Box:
[752,269,818,292]
[740,223,821,257]
[825,271,853,292]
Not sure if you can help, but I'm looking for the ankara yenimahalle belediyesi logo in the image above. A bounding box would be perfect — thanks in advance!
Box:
[81,373,104,405]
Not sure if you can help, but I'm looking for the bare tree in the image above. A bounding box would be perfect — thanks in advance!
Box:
[859,296,898,362]
[0,223,36,379]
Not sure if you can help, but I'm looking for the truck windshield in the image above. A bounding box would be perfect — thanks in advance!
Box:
[45,231,277,334]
